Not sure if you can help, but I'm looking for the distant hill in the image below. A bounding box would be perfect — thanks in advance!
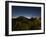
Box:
[12,16,31,19]
[12,16,40,20]
[16,16,29,21]
[15,16,40,21]
[12,16,41,31]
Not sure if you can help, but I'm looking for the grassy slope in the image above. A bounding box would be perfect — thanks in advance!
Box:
[12,16,41,31]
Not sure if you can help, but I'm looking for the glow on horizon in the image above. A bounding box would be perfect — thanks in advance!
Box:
[12,16,40,19]
[12,16,31,19]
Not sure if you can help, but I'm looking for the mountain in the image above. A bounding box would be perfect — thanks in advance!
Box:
[12,16,39,21]
[15,16,29,21]
[12,16,31,19]
[16,16,27,19]
[12,16,41,31]
[12,16,30,22]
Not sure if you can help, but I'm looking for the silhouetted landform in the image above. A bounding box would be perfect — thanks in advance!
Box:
[12,16,41,31]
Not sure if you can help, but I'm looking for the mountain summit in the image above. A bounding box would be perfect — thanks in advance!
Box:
[15,16,29,21]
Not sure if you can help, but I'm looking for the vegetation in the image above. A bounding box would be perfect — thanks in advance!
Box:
[12,16,41,31]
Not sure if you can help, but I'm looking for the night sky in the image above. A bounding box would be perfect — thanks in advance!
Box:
[12,6,41,17]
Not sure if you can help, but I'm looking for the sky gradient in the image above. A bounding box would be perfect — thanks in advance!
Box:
[12,6,41,17]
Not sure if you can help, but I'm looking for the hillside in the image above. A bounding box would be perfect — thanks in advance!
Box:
[12,16,41,31]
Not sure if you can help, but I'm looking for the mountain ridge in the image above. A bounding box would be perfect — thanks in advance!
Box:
[12,16,40,19]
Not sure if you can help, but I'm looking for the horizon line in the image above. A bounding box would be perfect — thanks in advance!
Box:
[12,16,40,19]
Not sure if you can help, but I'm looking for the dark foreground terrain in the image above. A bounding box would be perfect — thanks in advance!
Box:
[12,16,41,31]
